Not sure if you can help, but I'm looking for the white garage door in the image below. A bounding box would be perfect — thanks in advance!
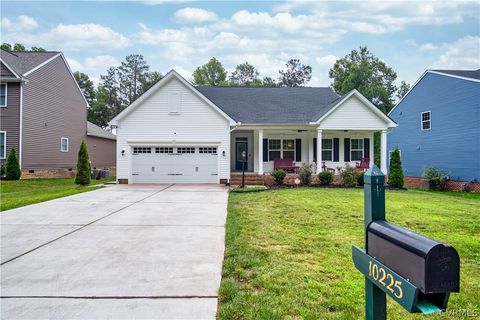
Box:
[131,146,218,184]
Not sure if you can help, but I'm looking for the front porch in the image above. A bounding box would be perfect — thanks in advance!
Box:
[230,127,388,179]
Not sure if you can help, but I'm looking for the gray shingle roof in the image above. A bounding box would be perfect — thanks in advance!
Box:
[432,69,480,80]
[196,86,341,124]
[87,121,116,140]
[0,49,60,76]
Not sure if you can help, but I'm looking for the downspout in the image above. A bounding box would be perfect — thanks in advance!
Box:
[19,82,23,169]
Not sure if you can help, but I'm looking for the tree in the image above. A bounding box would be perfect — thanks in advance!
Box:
[1,43,46,52]
[87,86,113,128]
[192,57,227,86]
[396,80,410,100]
[388,147,404,188]
[73,71,95,106]
[100,67,123,116]
[31,47,46,52]
[329,46,398,114]
[229,62,259,86]
[141,71,162,92]
[75,140,91,185]
[118,54,150,105]
[278,59,312,87]
[5,148,21,180]
[13,43,26,51]
[1,43,12,51]
[329,46,400,166]
[261,76,278,87]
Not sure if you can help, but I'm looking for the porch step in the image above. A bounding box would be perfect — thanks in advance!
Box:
[230,174,265,186]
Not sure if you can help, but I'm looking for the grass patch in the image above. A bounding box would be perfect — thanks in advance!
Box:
[218,188,480,319]
[0,176,116,211]
[231,186,268,193]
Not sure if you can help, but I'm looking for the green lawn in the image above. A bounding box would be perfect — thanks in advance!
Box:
[218,188,480,319]
[0,176,115,211]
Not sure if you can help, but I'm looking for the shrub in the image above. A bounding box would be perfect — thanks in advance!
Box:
[0,164,5,178]
[388,147,404,188]
[318,171,333,185]
[422,166,448,191]
[299,164,312,185]
[357,171,365,186]
[75,140,91,186]
[271,169,287,185]
[5,148,21,180]
[341,164,358,187]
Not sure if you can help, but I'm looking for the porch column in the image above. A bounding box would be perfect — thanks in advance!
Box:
[258,129,264,174]
[316,129,322,174]
[380,130,387,174]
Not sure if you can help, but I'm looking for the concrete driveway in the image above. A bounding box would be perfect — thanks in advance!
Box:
[1,184,228,320]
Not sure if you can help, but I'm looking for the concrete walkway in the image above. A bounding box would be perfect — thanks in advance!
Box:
[1,184,228,319]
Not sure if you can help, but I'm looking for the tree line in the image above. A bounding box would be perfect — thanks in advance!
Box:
[1,42,410,134]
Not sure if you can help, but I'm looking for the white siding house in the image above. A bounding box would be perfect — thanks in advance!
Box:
[111,70,396,184]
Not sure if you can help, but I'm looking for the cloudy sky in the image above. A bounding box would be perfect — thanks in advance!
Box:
[1,1,479,86]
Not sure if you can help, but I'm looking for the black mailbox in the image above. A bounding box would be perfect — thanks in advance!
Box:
[367,221,460,296]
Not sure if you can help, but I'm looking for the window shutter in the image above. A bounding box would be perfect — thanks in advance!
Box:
[313,138,317,162]
[263,138,268,161]
[295,139,302,162]
[364,138,370,159]
[333,138,339,162]
[344,138,350,162]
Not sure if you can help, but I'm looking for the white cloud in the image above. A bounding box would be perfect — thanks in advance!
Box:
[3,23,130,51]
[174,7,218,23]
[432,35,480,69]
[419,43,437,51]
[84,55,119,69]
[0,18,12,29]
[316,55,338,66]
[18,15,38,30]
[66,57,83,72]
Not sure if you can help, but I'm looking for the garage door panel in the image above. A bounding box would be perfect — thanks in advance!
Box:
[131,147,218,184]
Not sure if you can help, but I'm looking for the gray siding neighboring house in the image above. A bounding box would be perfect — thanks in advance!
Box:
[0,49,116,177]
[87,121,116,169]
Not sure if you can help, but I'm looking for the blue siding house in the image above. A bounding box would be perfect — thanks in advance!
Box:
[388,69,480,182]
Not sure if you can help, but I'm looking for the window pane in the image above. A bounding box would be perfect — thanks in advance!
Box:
[0,85,5,106]
[283,139,294,150]
[269,150,281,160]
[283,151,294,160]
[322,139,332,149]
[269,139,281,150]
[351,139,363,150]
[351,150,363,161]
[422,121,430,130]
[0,132,4,158]
[322,150,332,161]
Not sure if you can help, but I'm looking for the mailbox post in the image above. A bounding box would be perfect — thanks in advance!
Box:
[363,166,386,320]
[352,165,459,319]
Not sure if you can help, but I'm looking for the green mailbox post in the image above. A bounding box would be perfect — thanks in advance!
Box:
[352,165,460,319]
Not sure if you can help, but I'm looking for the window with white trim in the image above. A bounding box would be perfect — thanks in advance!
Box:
[0,84,6,107]
[268,139,281,160]
[322,139,333,161]
[199,147,217,154]
[421,111,431,131]
[0,131,6,159]
[156,147,173,154]
[133,147,151,154]
[351,139,363,161]
[268,139,296,160]
[60,137,69,152]
[177,147,195,154]
[0,83,7,107]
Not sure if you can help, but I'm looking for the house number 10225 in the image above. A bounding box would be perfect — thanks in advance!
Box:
[368,261,404,299]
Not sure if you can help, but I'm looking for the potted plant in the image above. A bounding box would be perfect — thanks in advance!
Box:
[421,166,448,190]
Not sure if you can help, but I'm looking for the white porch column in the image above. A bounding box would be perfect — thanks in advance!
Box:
[380,130,387,174]
[316,129,322,174]
[258,129,264,174]
[308,131,314,165]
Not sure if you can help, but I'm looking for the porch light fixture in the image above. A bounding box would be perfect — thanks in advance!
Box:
[121,149,126,156]
[222,150,226,157]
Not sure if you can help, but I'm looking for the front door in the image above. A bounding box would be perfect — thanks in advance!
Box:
[235,140,248,171]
